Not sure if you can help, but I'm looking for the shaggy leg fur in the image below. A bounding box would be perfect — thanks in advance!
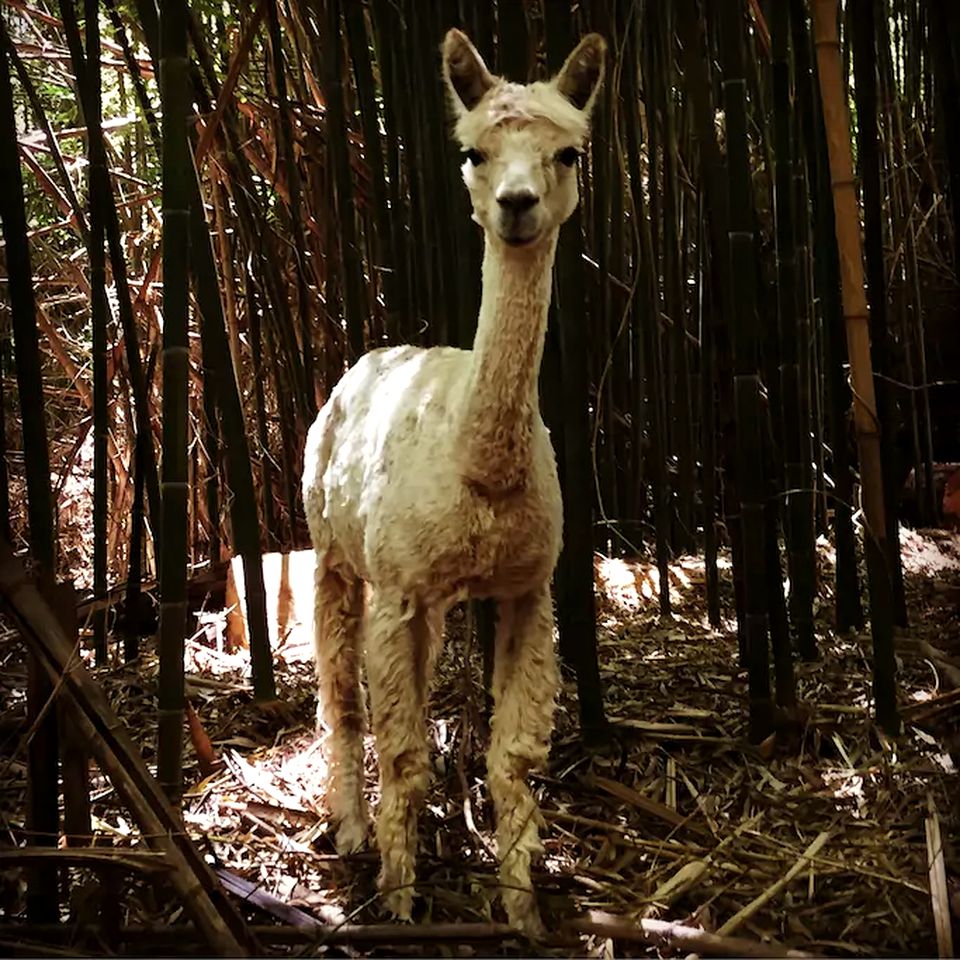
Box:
[314,566,369,853]
[486,585,558,937]
[365,589,435,920]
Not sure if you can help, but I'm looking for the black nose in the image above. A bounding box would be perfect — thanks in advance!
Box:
[497,190,540,213]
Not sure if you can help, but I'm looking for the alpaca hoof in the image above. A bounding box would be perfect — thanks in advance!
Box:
[504,892,545,940]
[514,906,545,940]
[334,816,368,854]
[382,884,415,922]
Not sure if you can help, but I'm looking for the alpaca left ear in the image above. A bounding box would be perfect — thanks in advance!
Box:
[554,33,607,115]
[442,29,496,115]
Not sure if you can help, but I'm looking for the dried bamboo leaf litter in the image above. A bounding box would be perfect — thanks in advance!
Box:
[0,531,958,956]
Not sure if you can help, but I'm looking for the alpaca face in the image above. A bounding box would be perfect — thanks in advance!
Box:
[442,29,606,250]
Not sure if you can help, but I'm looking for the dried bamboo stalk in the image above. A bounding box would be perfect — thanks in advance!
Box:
[716,831,830,936]
[811,0,899,734]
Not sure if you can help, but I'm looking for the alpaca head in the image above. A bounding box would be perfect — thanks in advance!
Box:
[442,28,606,251]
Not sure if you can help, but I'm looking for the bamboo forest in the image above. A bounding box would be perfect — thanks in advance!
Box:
[1,0,959,955]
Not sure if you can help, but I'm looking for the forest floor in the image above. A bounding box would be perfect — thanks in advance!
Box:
[1,528,959,957]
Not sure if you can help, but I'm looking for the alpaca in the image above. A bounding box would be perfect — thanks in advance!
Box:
[302,28,606,936]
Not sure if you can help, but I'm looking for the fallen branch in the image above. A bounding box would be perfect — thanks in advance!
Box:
[925,794,954,958]
[566,911,816,958]
[717,831,831,936]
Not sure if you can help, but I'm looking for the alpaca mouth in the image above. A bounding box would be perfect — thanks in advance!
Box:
[501,231,538,247]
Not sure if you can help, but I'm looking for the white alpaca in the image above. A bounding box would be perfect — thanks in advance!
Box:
[302,28,606,936]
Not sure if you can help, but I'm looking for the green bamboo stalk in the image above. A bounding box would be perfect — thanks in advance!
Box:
[0,21,88,242]
[344,1,396,327]
[641,2,673,615]
[200,330,221,565]
[0,337,9,542]
[137,0,315,439]
[856,0,908,625]
[790,0,862,633]
[717,0,777,738]
[157,0,191,800]
[696,198,721,628]
[772,0,817,661]
[80,0,111,665]
[123,417,147,662]
[620,13,649,551]
[927,0,960,260]
[660,2,696,556]
[398,0,439,344]
[880,1,935,538]
[59,0,162,556]
[104,0,160,147]
[607,6,632,540]
[675,0,747,655]
[0,29,59,921]
[190,169,276,702]
[593,0,618,545]
[371,0,409,340]
[545,0,606,740]
[244,274,279,550]
[497,0,527,77]
[316,0,366,362]
[267,0,316,404]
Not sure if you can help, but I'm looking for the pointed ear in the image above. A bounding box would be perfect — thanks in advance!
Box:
[442,28,496,114]
[553,33,607,114]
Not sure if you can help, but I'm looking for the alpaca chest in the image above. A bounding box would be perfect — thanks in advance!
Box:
[413,481,562,601]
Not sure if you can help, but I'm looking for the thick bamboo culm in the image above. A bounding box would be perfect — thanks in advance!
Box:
[811,0,898,734]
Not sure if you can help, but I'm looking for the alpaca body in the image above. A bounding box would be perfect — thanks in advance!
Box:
[304,352,562,605]
[302,27,605,936]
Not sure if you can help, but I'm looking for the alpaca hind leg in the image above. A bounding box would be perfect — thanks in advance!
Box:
[314,566,368,853]
[486,584,558,937]
[366,589,431,920]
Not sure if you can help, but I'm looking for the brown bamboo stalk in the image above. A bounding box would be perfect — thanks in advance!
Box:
[811,0,899,734]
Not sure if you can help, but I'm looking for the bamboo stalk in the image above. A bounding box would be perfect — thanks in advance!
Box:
[266,0,315,407]
[854,0,908,623]
[544,0,606,740]
[157,0,192,799]
[789,0,863,634]
[315,0,366,363]
[0,27,60,923]
[772,0,817,662]
[716,830,830,936]
[811,0,899,734]
[190,172,277,702]
[715,0,778,735]
[80,0,111,665]
[0,338,9,542]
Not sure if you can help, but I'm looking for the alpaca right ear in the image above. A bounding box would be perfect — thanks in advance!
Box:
[442,29,495,114]
[554,33,607,115]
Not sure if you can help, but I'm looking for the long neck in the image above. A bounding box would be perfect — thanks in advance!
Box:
[455,231,558,495]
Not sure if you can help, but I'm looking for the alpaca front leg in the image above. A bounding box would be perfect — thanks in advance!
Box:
[486,584,559,937]
[366,590,431,921]
[314,567,368,853]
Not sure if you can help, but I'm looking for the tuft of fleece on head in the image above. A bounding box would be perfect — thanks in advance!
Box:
[453,80,590,148]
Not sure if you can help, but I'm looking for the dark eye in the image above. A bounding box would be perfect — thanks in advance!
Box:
[556,146,580,166]
[463,148,485,166]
